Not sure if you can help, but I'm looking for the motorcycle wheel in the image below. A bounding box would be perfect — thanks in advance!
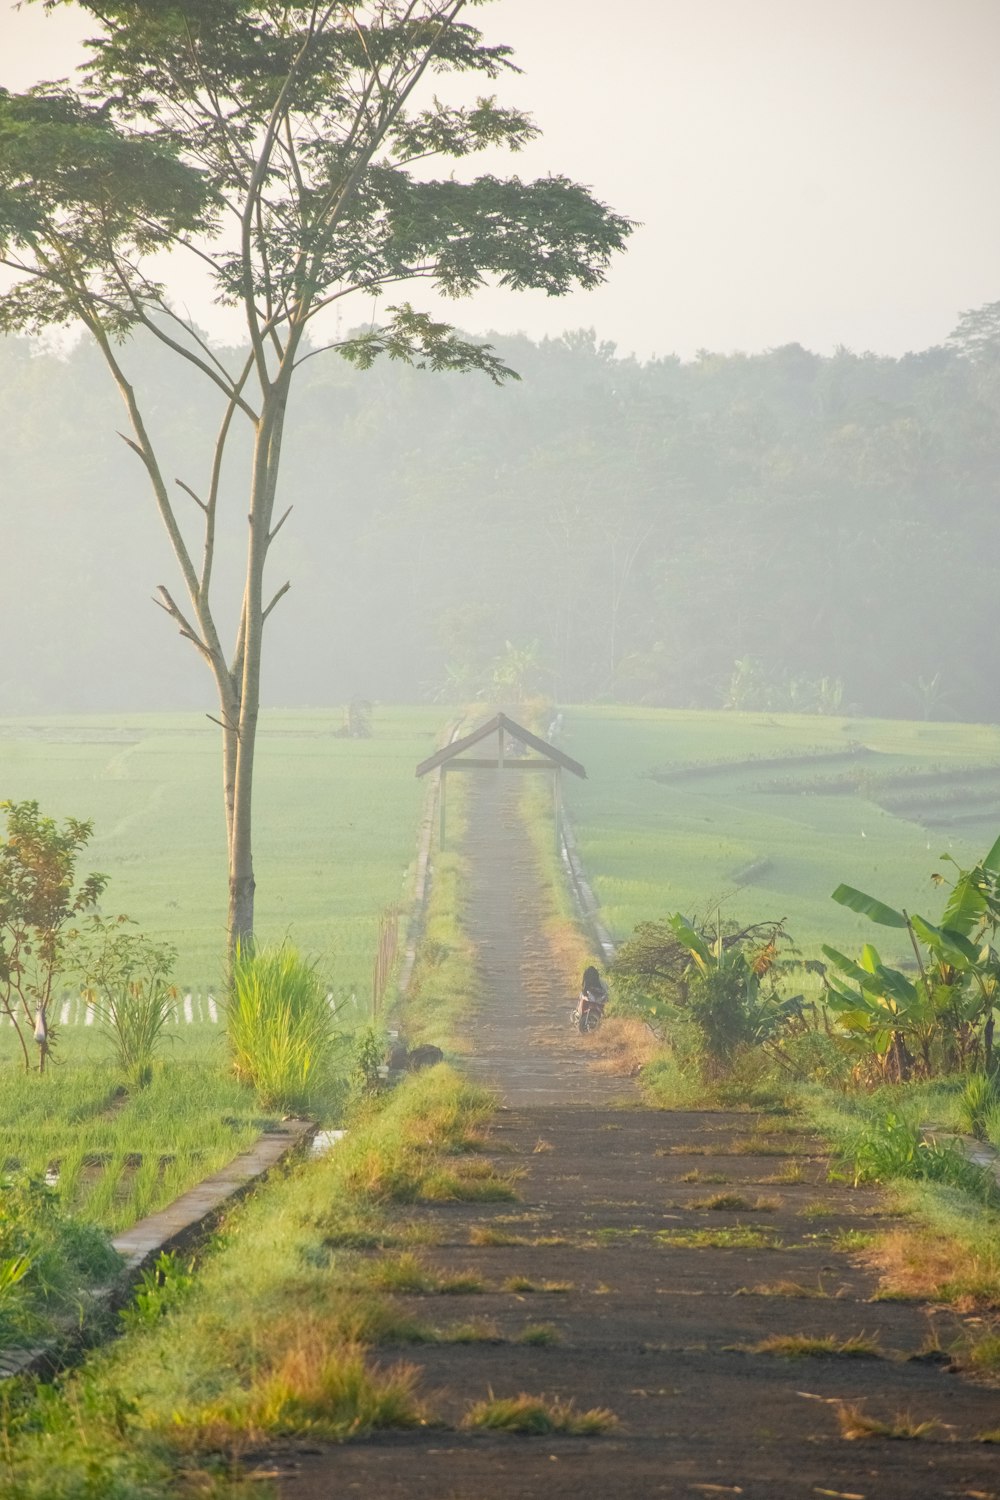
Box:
[579,1008,600,1034]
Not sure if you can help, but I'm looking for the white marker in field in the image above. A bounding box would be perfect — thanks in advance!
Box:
[208,995,218,1023]
[184,993,193,1024]
[60,1001,70,1026]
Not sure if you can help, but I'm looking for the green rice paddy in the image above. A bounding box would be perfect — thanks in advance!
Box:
[0,706,442,1000]
[560,706,1000,966]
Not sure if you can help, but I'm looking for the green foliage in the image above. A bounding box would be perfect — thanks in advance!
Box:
[120,1252,194,1333]
[350,1023,388,1102]
[226,944,342,1111]
[958,1073,1000,1141]
[822,835,1000,1080]
[844,1112,998,1204]
[73,916,178,1090]
[0,1173,120,1347]
[0,800,107,1072]
[615,911,804,1072]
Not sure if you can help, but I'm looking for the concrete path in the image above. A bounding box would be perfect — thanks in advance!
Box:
[278,775,1000,1499]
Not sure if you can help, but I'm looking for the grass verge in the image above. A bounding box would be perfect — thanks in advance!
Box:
[0,1066,497,1496]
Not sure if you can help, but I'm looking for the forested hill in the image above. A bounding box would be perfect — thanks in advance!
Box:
[3,317,999,720]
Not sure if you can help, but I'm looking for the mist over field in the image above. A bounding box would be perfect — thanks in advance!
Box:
[4,314,1000,722]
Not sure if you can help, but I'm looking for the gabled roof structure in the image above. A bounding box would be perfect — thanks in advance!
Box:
[415,712,586,780]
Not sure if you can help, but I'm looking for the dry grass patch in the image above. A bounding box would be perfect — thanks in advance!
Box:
[468,1225,571,1248]
[738,1332,881,1359]
[835,1402,943,1441]
[462,1392,617,1435]
[758,1163,807,1184]
[690,1192,780,1212]
[731,1137,804,1157]
[183,1334,428,1442]
[516,1323,561,1345]
[440,1318,504,1344]
[866,1227,1000,1307]
[656,1225,783,1250]
[587,1017,661,1077]
[737,1279,837,1299]
[361,1254,486,1296]
[655,1144,715,1157]
[680,1170,729,1184]
[501,1276,574,1294]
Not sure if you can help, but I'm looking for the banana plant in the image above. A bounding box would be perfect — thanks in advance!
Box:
[822,833,1000,1077]
[666,913,805,1064]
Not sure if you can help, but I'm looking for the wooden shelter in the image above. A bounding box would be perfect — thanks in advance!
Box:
[416,712,586,846]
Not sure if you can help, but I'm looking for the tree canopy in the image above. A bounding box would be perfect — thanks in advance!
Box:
[0,0,633,949]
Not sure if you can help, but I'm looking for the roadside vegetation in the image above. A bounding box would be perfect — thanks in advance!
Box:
[0,1068,510,1497]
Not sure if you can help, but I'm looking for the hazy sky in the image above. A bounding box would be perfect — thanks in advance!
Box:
[3,0,999,360]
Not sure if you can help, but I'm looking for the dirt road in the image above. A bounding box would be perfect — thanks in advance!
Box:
[281,774,1000,1499]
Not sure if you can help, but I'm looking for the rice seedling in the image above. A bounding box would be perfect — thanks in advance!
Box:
[462,1392,618,1435]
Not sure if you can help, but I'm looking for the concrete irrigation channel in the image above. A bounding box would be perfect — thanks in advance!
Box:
[276,772,1000,1500]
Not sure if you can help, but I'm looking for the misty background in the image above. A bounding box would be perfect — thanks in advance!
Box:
[3,312,999,720]
[4,0,1000,724]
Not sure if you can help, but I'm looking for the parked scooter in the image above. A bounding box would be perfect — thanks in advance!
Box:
[572,964,609,1034]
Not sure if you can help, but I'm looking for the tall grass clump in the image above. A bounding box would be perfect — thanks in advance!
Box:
[845,1112,998,1205]
[226,944,341,1110]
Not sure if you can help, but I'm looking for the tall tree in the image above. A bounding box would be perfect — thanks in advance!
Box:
[0,0,632,954]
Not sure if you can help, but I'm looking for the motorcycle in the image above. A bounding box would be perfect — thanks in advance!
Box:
[572,989,607,1034]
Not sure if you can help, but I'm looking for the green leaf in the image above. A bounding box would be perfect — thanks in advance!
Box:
[831,884,908,928]
[909,914,980,967]
[941,872,987,937]
[666,914,711,968]
[860,943,882,974]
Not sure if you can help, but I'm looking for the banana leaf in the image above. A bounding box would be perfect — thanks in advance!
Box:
[831,884,908,928]
[666,913,711,970]
[941,870,987,937]
[909,914,980,967]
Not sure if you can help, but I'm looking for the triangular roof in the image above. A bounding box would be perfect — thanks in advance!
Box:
[415,712,586,779]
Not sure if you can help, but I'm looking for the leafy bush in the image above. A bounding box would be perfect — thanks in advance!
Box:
[615,912,806,1075]
[226,944,342,1110]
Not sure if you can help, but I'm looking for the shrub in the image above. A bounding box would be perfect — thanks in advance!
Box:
[75,917,178,1091]
[226,944,342,1110]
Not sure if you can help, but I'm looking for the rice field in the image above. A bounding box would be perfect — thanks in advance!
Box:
[560,706,1000,966]
[0,706,443,1234]
[0,705,443,1001]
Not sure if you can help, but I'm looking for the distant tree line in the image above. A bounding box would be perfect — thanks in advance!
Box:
[3,307,999,721]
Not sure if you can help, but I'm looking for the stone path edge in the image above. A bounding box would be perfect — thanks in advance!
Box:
[0,1117,316,1383]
